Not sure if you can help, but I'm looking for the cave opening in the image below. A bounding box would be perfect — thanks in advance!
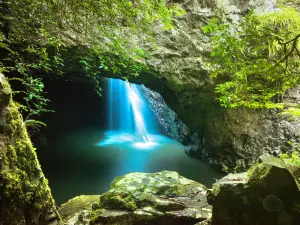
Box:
[34,77,222,205]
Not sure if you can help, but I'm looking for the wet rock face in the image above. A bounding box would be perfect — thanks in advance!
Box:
[60,171,212,225]
[141,85,202,153]
[208,157,300,225]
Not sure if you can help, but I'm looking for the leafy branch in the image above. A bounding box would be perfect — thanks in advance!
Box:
[202,7,300,109]
[277,34,300,70]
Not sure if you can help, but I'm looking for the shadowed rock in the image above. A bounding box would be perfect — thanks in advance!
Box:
[208,158,300,225]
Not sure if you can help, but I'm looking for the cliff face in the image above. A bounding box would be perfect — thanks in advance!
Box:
[0,74,61,224]
[133,0,300,171]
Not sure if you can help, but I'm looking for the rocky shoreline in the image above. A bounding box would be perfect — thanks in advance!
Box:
[59,154,300,225]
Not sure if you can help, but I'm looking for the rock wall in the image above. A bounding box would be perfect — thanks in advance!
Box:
[141,85,202,154]
[0,74,61,224]
[204,107,300,172]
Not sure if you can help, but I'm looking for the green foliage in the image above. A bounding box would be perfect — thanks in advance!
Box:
[0,14,62,121]
[280,151,300,167]
[10,77,54,119]
[24,119,47,128]
[202,7,300,109]
[281,106,300,119]
[0,0,184,122]
[2,0,184,76]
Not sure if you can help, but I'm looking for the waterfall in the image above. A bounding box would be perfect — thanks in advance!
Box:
[98,78,159,148]
[107,78,133,133]
[126,82,149,142]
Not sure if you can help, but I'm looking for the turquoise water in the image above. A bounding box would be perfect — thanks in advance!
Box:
[38,128,223,205]
[37,78,223,205]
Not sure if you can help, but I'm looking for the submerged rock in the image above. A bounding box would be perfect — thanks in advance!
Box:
[60,171,212,225]
[208,160,300,225]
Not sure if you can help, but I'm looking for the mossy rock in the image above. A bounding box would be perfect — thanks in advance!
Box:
[209,160,300,225]
[263,195,283,212]
[59,195,100,221]
[0,74,61,224]
[61,171,211,225]
[100,191,137,211]
[99,171,206,211]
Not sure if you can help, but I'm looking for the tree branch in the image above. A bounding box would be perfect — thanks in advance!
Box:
[275,34,300,70]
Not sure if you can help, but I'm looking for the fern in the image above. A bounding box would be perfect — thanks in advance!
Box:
[202,6,300,109]
[280,151,300,167]
[24,120,47,128]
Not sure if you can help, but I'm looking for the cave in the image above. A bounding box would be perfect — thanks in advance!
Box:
[34,77,223,205]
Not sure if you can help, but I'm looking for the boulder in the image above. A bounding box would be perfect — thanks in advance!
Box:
[60,171,212,225]
[208,159,300,225]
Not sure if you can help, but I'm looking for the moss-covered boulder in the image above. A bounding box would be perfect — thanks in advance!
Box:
[0,74,61,224]
[208,158,300,225]
[60,171,212,225]
[59,195,101,224]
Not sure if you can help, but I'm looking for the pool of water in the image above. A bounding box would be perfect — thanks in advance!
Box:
[37,128,223,205]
